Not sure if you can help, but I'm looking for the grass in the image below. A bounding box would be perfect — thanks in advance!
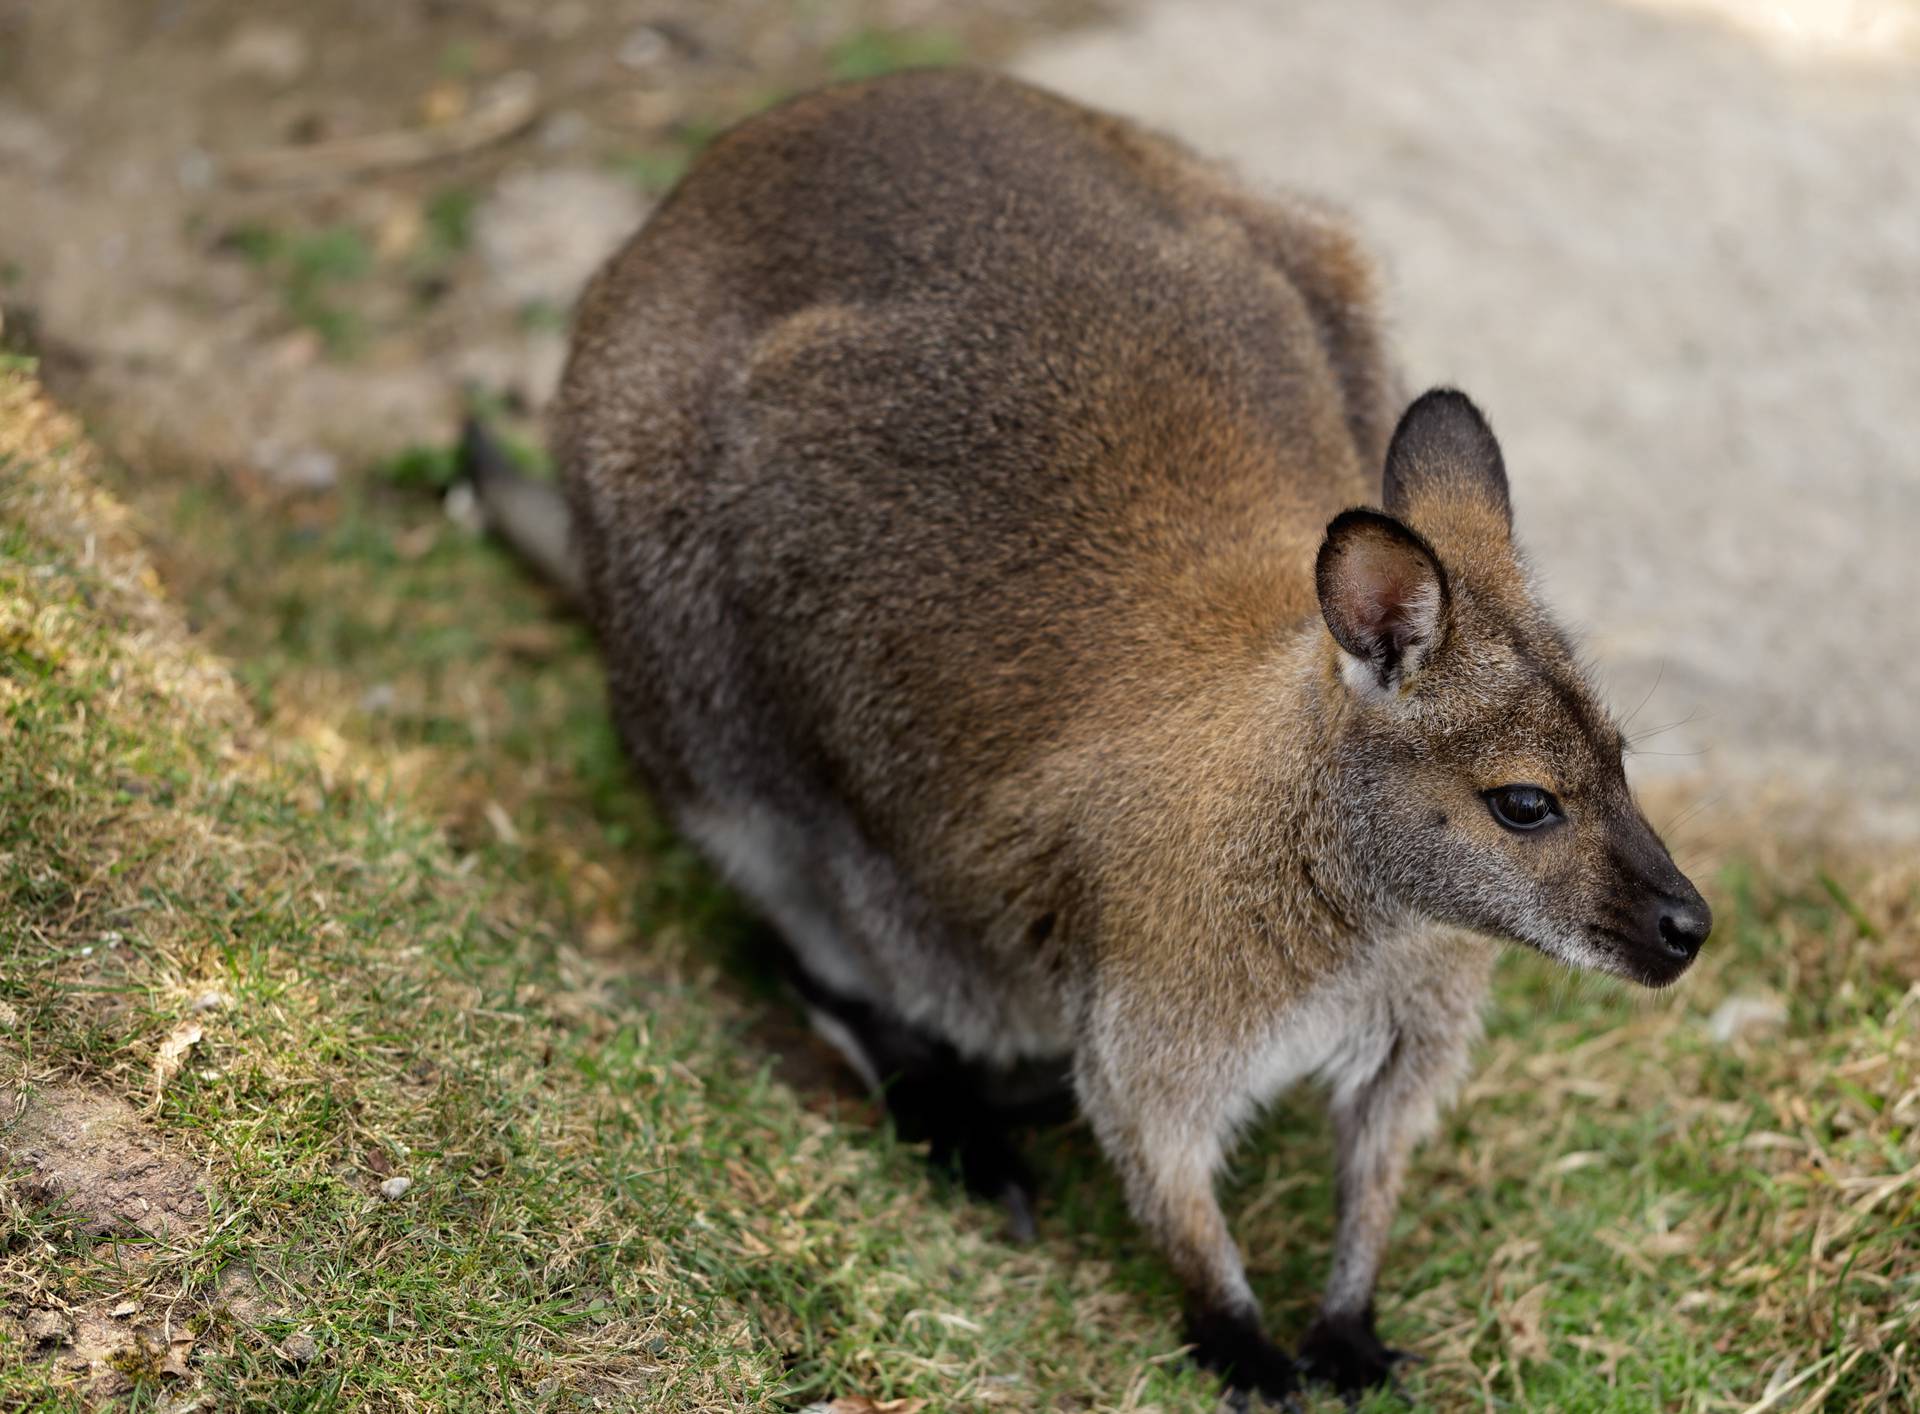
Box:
[827,28,965,81]
[224,223,375,357]
[0,365,1915,1410]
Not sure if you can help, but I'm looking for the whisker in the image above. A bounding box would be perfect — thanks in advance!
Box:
[1626,707,1699,747]
[1662,792,1726,839]
[1618,659,1666,733]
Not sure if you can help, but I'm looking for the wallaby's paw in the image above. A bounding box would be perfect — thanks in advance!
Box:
[1298,1311,1419,1402]
[1187,1305,1302,1408]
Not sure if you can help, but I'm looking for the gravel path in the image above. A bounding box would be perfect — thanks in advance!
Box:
[1017,0,1920,836]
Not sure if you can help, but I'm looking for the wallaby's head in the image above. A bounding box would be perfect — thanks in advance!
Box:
[1315,389,1709,987]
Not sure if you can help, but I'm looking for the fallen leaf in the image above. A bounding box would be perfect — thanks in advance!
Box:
[160,1325,195,1378]
[1499,1282,1551,1365]
[483,801,520,847]
[151,1020,203,1105]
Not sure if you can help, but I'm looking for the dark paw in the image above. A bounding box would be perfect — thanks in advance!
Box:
[1186,1304,1301,1407]
[1298,1308,1420,1402]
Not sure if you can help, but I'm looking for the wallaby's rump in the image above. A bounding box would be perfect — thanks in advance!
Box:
[539,68,1710,1400]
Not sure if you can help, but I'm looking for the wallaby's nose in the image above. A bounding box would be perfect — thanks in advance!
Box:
[1655,898,1712,962]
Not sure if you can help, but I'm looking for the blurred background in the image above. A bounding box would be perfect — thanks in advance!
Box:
[3,0,1916,837]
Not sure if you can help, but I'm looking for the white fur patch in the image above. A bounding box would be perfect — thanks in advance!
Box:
[679,802,877,999]
[805,1005,883,1092]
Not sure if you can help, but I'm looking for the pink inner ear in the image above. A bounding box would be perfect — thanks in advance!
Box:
[1316,509,1446,672]
[1352,541,1429,642]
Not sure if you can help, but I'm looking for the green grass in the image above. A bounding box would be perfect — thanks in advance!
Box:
[827,28,965,80]
[2,372,1915,1409]
[224,223,374,357]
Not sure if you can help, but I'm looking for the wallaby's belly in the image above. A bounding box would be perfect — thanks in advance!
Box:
[555,69,1388,1059]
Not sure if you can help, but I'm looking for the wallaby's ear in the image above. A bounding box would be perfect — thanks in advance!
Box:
[1383,388,1511,531]
[1316,509,1450,692]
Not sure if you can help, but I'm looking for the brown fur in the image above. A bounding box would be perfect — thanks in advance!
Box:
[545,69,1709,1399]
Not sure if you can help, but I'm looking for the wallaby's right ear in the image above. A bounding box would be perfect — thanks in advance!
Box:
[1315,509,1449,694]
[1382,388,1511,532]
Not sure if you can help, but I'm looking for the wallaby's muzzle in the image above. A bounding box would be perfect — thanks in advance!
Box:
[1600,813,1713,986]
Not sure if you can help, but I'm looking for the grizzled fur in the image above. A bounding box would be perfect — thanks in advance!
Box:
[523,69,1710,1401]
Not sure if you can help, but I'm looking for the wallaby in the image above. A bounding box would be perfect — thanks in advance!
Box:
[467,68,1711,1402]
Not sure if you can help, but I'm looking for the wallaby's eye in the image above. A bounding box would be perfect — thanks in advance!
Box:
[1485,785,1561,832]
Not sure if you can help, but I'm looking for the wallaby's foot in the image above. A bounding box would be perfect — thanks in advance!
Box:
[886,1064,1042,1242]
[780,953,1046,1239]
[1298,1308,1419,1402]
[1186,1304,1302,1408]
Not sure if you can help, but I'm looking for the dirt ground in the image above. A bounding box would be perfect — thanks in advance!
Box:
[1017,0,1920,840]
[0,0,1093,476]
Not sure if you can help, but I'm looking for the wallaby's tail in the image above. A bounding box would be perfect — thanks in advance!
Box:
[455,418,585,605]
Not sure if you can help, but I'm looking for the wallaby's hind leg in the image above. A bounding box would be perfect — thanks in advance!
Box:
[783,960,1049,1243]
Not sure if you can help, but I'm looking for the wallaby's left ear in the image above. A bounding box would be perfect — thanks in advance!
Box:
[1316,509,1450,693]
[1383,388,1511,532]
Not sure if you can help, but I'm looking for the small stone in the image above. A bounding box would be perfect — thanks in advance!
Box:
[253,441,340,492]
[24,1309,68,1345]
[110,1300,139,1318]
[617,27,670,71]
[379,1176,413,1201]
[223,24,310,85]
[279,1330,318,1365]
[177,148,216,191]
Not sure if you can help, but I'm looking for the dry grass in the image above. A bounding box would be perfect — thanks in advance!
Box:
[1,360,1914,1410]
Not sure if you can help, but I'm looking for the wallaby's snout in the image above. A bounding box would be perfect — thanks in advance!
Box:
[1602,809,1712,985]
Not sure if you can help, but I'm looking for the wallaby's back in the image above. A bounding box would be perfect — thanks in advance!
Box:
[557,70,1395,873]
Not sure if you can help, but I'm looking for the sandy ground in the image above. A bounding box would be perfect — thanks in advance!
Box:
[1018,0,1920,838]
[0,0,1088,478]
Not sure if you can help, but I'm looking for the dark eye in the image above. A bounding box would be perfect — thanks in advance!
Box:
[1485,784,1561,832]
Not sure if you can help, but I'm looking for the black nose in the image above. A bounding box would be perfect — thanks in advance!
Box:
[1655,899,1712,962]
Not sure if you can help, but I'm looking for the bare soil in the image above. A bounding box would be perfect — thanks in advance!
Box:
[0,1081,259,1398]
[2,1082,208,1239]
[0,0,1096,478]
